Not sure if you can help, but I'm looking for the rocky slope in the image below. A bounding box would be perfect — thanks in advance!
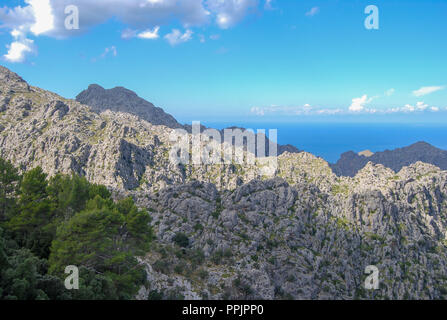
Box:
[2,65,447,300]
[331,141,447,177]
[76,84,183,129]
[76,85,299,157]
[131,161,447,300]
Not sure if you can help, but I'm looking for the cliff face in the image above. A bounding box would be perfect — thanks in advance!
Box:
[76,84,183,129]
[2,65,447,300]
[331,142,447,177]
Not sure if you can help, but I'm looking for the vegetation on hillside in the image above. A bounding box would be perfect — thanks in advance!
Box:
[0,157,153,300]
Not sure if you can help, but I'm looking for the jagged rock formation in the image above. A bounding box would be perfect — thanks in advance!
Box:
[76,84,183,128]
[76,85,298,157]
[133,162,447,300]
[2,65,447,300]
[331,142,447,177]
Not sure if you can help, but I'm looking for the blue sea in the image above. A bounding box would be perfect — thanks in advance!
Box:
[202,122,447,163]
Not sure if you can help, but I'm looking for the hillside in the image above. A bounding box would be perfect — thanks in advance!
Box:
[2,65,447,299]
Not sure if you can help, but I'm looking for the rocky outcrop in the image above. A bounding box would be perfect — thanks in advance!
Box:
[76,85,298,157]
[331,142,447,177]
[133,164,447,300]
[76,84,182,128]
[0,66,30,94]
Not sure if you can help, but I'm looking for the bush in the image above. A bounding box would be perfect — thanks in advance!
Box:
[153,259,170,274]
[172,233,189,248]
[198,269,209,280]
[193,223,204,232]
[148,290,164,300]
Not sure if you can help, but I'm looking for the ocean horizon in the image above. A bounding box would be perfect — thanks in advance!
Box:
[201,122,447,163]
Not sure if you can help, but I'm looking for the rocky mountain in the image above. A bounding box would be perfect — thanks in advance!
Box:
[2,65,447,300]
[76,84,183,128]
[331,141,447,177]
[134,163,447,300]
[76,85,297,157]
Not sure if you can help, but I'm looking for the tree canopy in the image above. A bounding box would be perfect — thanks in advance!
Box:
[0,158,153,300]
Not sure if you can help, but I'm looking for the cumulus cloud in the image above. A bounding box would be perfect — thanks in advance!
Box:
[413,86,445,97]
[3,28,35,63]
[3,0,210,38]
[4,38,34,63]
[306,7,320,17]
[0,0,263,61]
[1,0,260,36]
[349,95,373,112]
[251,100,443,117]
[385,101,441,114]
[28,0,54,35]
[207,0,258,29]
[164,29,193,46]
[137,26,160,39]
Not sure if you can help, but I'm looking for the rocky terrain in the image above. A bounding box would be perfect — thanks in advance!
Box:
[331,141,447,177]
[76,84,299,157]
[76,84,183,129]
[2,65,447,300]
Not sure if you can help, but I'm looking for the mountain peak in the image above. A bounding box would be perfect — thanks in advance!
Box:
[331,141,447,176]
[86,84,105,91]
[0,65,30,94]
[76,84,182,128]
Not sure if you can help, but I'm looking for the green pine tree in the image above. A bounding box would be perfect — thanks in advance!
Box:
[0,157,20,223]
[7,167,54,258]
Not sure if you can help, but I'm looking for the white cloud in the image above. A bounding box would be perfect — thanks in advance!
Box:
[28,0,54,35]
[349,95,373,112]
[250,104,343,116]
[137,26,160,39]
[306,7,320,17]
[0,0,260,37]
[264,0,274,10]
[101,46,117,58]
[413,86,444,97]
[383,101,439,114]
[121,29,137,40]
[164,29,193,46]
[250,106,265,116]
[316,108,343,115]
[0,0,264,62]
[207,0,258,29]
[251,100,444,117]
[3,28,34,63]
[4,39,34,63]
[91,46,117,62]
[416,101,428,111]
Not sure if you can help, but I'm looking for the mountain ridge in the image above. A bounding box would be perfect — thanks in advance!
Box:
[76,83,300,156]
[76,83,183,129]
[76,81,447,175]
[331,141,447,176]
[3,65,447,300]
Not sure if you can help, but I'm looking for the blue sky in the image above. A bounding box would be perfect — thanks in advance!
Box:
[0,0,446,123]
